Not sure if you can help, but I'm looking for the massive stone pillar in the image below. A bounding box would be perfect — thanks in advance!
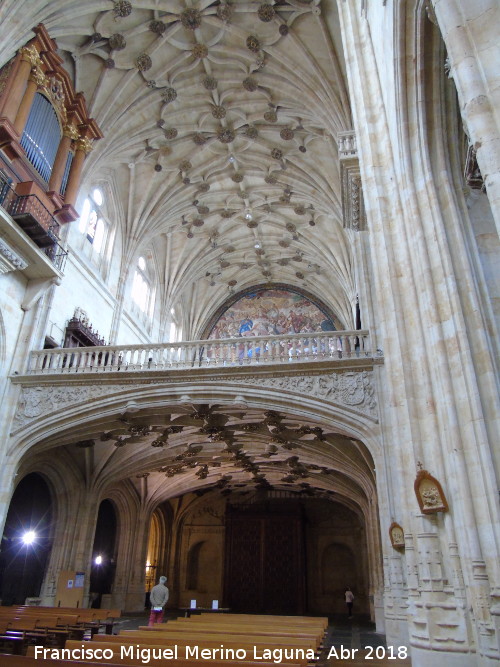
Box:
[432,0,500,237]
[337,0,500,664]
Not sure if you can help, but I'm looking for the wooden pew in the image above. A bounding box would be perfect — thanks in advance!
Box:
[0,606,120,636]
[1,655,123,667]
[0,608,101,650]
[135,623,320,648]
[197,614,327,628]
[187,616,327,637]
[92,632,317,658]
[57,641,307,667]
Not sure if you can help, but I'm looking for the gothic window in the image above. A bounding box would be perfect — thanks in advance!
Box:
[78,188,109,258]
[132,255,155,318]
[20,92,61,183]
[169,307,181,341]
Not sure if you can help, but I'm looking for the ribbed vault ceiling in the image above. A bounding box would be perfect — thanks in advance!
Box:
[32,403,375,510]
[1,0,355,333]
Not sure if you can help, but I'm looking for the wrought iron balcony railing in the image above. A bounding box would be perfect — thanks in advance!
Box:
[0,175,67,271]
[27,330,376,375]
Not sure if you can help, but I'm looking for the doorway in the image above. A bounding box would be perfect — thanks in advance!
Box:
[224,500,305,613]
[0,473,53,605]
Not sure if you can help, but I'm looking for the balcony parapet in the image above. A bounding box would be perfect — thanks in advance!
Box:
[11,334,383,435]
[0,174,67,271]
[26,330,380,376]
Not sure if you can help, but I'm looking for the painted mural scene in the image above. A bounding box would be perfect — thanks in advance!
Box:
[208,289,338,339]
[206,289,339,363]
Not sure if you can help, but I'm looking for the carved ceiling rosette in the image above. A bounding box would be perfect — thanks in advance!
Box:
[4,0,357,399]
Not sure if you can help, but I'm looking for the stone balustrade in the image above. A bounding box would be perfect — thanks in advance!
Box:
[27,330,373,375]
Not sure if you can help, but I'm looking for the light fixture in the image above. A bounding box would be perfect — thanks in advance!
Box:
[228,155,235,164]
[22,530,36,545]
[244,210,253,221]
[254,241,261,249]
[95,555,103,565]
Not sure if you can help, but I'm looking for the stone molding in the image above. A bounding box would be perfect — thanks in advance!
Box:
[0,237,29,273]
[11,366,379,433]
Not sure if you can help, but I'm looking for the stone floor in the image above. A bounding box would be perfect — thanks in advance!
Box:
[318,615,411,665]
[111,611,411,665]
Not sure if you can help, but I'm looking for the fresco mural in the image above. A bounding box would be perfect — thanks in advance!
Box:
[208,289,338,339]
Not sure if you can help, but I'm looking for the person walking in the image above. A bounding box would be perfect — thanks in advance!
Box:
[345,587,354,619]
[148,575,169,626]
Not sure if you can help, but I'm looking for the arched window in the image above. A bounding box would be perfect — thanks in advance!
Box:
[132,255,155,317]
[169,306,181,341]
[78,188,108,255]
[90,499,117,606]
[20,93,61,183]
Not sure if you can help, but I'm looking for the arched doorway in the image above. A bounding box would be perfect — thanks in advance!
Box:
[170,489,371,616]
[0,472,53,605]
[89,499,117,608]
[145,506,171,607]
[13,396,382,620]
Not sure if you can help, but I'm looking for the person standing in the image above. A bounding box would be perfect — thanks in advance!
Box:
[148,575,169,626]
[345,587,354,618]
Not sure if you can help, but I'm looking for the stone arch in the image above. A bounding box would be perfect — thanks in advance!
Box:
[89,498,118,607]
[0,472,53,605]
[9,378,382,463]
[170,494,221,609]
[5,377,385,616]
[9,450,87,605]
[145,503,173,594]
[97,481,145,610]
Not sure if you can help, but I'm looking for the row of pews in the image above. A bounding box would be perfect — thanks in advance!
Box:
[0,605,120,656]
[2,611,328,666]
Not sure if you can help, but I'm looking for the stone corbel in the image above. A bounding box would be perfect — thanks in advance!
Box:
[21,276,61,311]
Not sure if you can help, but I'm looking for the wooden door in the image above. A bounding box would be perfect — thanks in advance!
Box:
[224,503,305,614]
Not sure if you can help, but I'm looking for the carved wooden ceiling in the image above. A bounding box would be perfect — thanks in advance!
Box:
[0,0,355,333]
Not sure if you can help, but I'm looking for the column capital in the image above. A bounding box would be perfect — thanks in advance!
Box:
[76,136,93,154]
[29,66,48,89]
[19,45,42,69]
[63,124,79,141]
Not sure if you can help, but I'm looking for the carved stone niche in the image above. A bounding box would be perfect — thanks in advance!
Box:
[414,469,449,514]
[389,522,405,550]
[337,130,366,232]
[464,145,484,191]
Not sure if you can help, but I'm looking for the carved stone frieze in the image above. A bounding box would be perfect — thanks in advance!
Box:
[13,384,128,430]
[227,370,377,418]
[12,368,378,433]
